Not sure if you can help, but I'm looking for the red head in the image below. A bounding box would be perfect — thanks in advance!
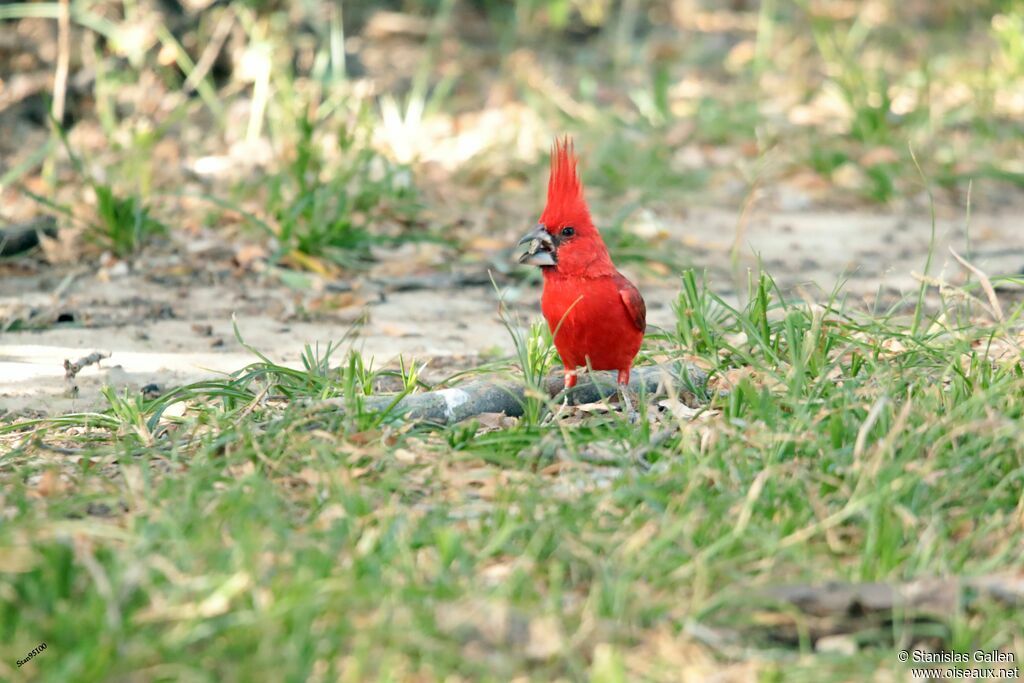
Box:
[540,137,593,233]
[517,137,613,277]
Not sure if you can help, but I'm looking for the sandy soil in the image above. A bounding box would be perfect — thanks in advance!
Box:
[2,204,1021,414]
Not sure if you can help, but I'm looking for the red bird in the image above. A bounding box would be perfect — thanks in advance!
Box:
[517,137,646,395]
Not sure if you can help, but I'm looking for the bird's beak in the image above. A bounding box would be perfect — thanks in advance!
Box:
[516,224,556,267]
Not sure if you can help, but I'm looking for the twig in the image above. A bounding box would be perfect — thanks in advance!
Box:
[628,429,676,469]
[326,270,497,295]
[37,442,85,456]
[63,352,110,381]
[63,351,111,398]
[949,246,1004,322]
[753,574,1024,643]
[183,9,235,95]
[52,0,71,124]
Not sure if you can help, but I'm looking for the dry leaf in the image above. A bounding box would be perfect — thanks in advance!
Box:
[435,599,565,662]
[465,236,508,252]
[859,146,900,167]
[234,243,268,270]
[308,292,365,313]
[227,461,256,479]
[33,469,67,498]
[475,412,517,431]
[295,467,327,487]
[137,572,252,623]
[657,398,701,420]
[0,546,37,572]
[38,226,81,265]
[281,251,340,277]
[392,448,420,464]
[574,401,612,414]
[314,504,347,530]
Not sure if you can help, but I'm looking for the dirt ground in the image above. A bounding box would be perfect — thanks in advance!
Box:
[3,200,1021,415]
[3,2,1023,419]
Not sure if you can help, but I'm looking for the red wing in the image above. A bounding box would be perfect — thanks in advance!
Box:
[615,274,647,333]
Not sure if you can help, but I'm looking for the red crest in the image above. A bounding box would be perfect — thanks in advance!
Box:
[540,136,592,230]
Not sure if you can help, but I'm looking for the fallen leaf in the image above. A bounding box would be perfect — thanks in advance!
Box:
[475,412,518,431]
[658,398,701,420]
[33,469,67,498]
[0,546,37,572]
[234,243,268,270]
[859,146,900,167]
[392,448,420,464]
[465,236,508,252]
[435,599,565,662]
[227,461,255,479]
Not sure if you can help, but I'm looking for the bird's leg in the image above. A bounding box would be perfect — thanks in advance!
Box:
[563,369,578,406]
[616,368,639,424]
[552,369,577,421]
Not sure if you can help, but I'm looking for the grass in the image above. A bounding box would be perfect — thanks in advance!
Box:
[4,0,1020,275]
[3,265,1024,680]
[4,0,1024,680]
[250,102,420,270]
[17,126,168,260]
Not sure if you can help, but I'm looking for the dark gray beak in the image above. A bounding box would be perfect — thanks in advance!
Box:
[516,224,556,267]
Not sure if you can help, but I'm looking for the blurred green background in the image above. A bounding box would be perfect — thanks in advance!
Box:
[1,0,1023,267]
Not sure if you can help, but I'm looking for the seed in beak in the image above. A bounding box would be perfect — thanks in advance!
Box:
[516,225,557,266]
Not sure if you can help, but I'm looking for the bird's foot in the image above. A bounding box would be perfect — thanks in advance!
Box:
[545,393,572,425]
[557,393,571,418]
[617,384,640,424]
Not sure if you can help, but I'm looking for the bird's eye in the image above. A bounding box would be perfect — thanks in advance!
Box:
[560,227,575,237]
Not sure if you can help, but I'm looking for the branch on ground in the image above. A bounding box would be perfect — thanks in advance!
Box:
[317,362,709,425]
[0,217,58,257]
[748,574,1024,644]
[326,270,499,297]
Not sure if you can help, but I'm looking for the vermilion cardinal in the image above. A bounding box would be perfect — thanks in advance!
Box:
[517,137,647,397]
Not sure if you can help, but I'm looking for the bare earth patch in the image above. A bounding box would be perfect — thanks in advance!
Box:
[3,204,1020,414]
